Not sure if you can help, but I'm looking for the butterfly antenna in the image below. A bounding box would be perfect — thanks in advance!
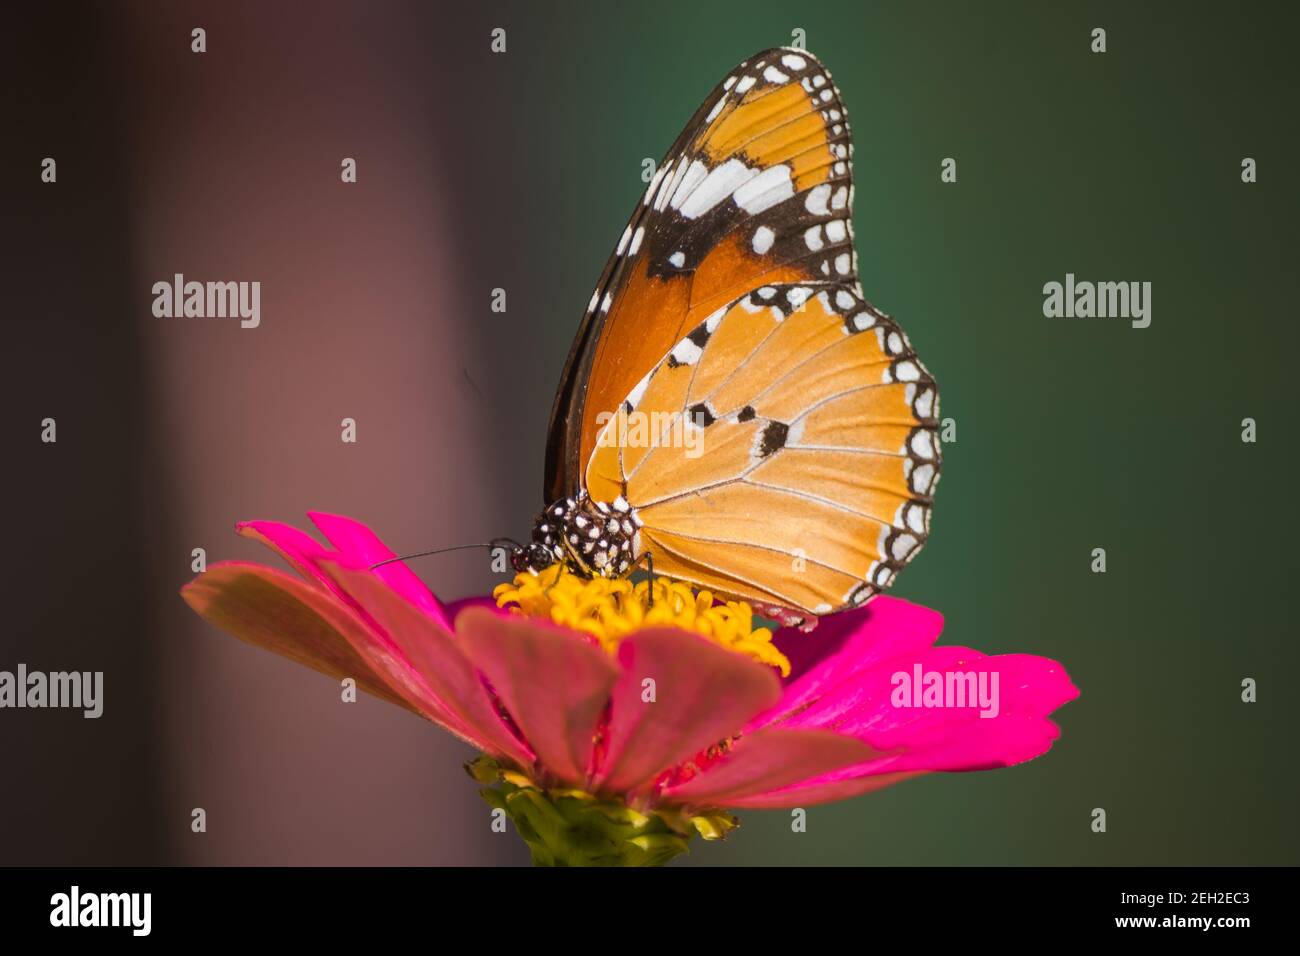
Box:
[369,537,523,571]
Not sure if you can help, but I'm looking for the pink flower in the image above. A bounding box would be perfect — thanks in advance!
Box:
[182,512,1078,863]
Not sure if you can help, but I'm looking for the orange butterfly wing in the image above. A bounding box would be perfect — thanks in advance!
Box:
[545,48,855,502]
[585,283,939,616]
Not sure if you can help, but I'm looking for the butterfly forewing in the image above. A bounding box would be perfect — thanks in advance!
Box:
[545,48,856,502]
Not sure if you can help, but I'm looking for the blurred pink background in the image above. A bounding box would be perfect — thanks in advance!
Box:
[126,3,518,865]
[6,1,537,865]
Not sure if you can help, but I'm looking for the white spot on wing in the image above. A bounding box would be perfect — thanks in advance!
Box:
[910,430,935,460]
[642,163,667,206]
[805,183,831,216]
[891,534,918,562]
[669,160,710,211]
[911,462,935,495]
[670,337,703,366]
[655,159,686,211]
[733,164,794,214]
[678,159,758,219]
[626,372,651,409]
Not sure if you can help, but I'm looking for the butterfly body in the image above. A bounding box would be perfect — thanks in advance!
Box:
[514,493,641,578]
[527,47,941,623]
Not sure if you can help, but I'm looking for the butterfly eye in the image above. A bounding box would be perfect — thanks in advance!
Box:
[516,543,554,573]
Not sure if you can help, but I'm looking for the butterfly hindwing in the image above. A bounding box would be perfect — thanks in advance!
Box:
[546,48,856,502]
[585,282,940,616]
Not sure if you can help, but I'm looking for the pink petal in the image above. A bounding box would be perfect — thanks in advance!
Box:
[660,728,883,806]
[238,519,339,592]
[181,560,420,716]
[772,647,1075,757]
[885,712,1067,772]
[318,560,535,769]
[737,649,1077,803]
[737,704,1067,807]
[593,629,782,794]
[237,515,455,640]
[866,652,1077,774]
[732,597,1079,803]
[455,608,619,787]
[752,595,944,731]
[238,520,431,691]
[308,511,452,629]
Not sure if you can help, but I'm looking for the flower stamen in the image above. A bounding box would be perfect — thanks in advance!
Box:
[493,566,791,676]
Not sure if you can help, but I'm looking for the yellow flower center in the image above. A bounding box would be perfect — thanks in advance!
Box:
[493,565,790,677]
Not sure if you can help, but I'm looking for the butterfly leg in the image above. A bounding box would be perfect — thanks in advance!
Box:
[627,550,657,608]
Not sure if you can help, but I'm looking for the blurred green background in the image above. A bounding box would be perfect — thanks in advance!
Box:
[495,0,1299,865]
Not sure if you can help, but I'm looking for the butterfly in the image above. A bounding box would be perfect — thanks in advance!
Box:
[509,47,940,626]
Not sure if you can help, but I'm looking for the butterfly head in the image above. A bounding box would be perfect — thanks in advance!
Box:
[510,540,557,575]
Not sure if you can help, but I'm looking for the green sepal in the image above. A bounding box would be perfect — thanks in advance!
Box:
[467,755,739,867]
